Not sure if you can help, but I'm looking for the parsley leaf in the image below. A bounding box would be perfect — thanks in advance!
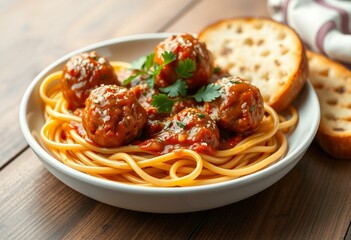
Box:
[143,53,155,70]
[176,58,195,79]
[124,50,223,114]
[197,113,205,118]
[122,72,140,86]
[192,83,222,102]
[122,54,152,86]
[159,79,187,97]
[163,121,172,130]
[130,55,147,70]
[145,76,155,89]
[162,51,177,65]
[213,66,221,74]
[148,51,176,89]
[122,52,175,87]
[229,80,242,84]
[151,83,222,114]
[151,94,175,113]
[130,53,155,70]
[176,121,186,129]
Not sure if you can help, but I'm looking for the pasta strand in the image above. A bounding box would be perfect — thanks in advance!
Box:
[37,65,298,187]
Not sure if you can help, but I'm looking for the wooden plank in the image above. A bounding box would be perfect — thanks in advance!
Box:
[0,0,196,168]
[0,148,206,239]
[346,226,351,240]
[190,142,351,240]
[3,142,350,238]
[165,0,269,33]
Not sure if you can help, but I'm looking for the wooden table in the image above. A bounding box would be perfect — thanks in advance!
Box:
[1,0,351,239]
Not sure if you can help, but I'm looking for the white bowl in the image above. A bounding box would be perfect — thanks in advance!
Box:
[19,33,320,213]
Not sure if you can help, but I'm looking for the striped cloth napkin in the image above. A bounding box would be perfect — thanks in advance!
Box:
[268,0,351,64]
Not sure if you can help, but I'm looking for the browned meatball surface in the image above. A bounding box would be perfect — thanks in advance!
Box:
[154,33,214,90]
[203,76,265,133]
[82,85,147,147]
[61,51,118,109]
[139,108,219,155]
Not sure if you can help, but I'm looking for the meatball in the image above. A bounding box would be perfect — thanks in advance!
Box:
[154,33,214,90]
[82,85,147,147]
[203,76,265,133]
[139,108,219,155]
[171,98,199,116]
[61,51,118,109]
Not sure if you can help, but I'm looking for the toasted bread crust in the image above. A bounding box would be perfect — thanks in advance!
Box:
[198,17,308,112]
[307,50,351,159]
[315,131,351,159]
[271,47,308,111]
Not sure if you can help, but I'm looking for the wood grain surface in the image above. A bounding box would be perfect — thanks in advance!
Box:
[1,0,351,239]
[0,0,195,167]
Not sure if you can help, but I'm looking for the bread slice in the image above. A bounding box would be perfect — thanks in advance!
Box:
[198,17,308,112]
[307,50,351,159]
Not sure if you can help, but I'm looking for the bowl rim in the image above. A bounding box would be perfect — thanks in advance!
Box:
[19,32,320,194]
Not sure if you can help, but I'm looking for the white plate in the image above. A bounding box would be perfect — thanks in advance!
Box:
[19,33,320,213]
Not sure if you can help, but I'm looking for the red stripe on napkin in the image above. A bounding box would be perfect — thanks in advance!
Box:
[315,0,350,34]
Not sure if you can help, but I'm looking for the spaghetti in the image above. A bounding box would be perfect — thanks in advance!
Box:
[39,64,298,187]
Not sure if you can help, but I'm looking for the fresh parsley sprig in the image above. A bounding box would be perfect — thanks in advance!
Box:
[152,83,223,113]
[159,79,187,98]
[191,83,222,102]
[123,51,222,113]
[122,51,176,88]
[151,94,175,113]
[152,57,222,113]
[175,58,196,78]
